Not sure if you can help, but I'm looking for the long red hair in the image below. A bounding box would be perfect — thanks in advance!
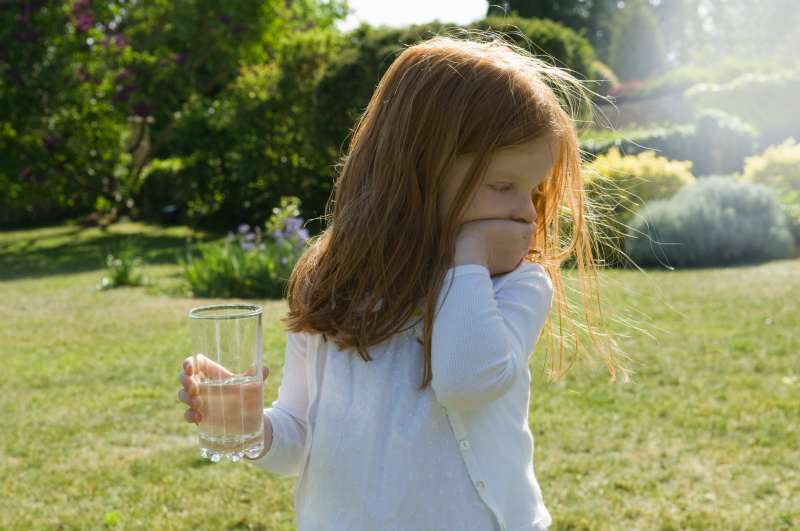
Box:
[285,35,627,387]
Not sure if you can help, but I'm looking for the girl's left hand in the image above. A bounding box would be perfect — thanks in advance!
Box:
[454,218,534,276]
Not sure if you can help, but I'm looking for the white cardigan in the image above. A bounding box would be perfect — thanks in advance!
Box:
[251,263,554,531]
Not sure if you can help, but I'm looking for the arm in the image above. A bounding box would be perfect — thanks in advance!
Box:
[247,331,309,476]
[430,262,553,411]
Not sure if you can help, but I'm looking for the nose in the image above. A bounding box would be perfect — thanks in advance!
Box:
[510,195,537,224]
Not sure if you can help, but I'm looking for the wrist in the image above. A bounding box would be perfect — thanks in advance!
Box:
[453,240,489,269]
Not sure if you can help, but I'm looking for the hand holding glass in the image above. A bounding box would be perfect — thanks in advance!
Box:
[187,304,265,462]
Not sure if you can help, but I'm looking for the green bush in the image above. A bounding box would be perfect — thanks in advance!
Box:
[142,27,345,226]
[582,109,758,176]
[627,176,794,268]
[738,138,800,247]
[314,17,597,172]
[0,0,311,223]
[625,57,784,101]
[686,70,800,147]
[584,148,695,265]
[95,237,147,291]
[179,198,309,298]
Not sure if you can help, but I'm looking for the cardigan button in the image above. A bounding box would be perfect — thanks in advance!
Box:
[458,440,471,451]
[475,480,485,491]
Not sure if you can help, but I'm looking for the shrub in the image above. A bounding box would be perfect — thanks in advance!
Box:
[145,27,345,227]
[686,70,800,147]
[738,138,800,246]
[625,57,784,101]
[627,176,794,268]
[582,109,758,176]
[584,148,695,265]
[314,16,597,172]
[180,198,309,299]
[95,238,147,291]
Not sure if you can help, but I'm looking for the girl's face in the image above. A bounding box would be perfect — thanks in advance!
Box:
[441,136,559,228]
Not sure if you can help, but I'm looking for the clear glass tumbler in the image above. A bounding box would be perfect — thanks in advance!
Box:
[188,304,264,462]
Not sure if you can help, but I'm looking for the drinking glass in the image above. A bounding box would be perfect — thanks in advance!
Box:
[188,304,264,462]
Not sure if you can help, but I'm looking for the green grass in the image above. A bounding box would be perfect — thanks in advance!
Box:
[1,222,798,531]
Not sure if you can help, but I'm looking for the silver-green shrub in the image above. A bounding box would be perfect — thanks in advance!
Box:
[627,176,794,268]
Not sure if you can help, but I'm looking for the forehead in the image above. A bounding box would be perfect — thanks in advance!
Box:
[483,137,560,180]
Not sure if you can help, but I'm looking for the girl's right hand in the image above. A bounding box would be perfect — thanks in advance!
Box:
[454,218,535,276]
[178,356,216,424]
[178,355,269,424]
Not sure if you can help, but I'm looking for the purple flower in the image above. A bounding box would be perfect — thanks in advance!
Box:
[219,13,231,24]
[272,229,285,249]
[284,217,303,232]
[226,231,235,243]
[25,30,43,42]
[114,33,130,47]
[20,167,31,181]
[114,68,131,84]
[75,12,94,33]
[173,53,186,64]
[258,243,266,250]
[72,0,90,14]
[232,25,246,35]
[44,135,58,152]
[8,69,22,86]
[237,224,250,234]
[241,242,255,251]
[76,66,91,83]
[158,58,169,67]
[112,83,136,104]
[131,99,151,118]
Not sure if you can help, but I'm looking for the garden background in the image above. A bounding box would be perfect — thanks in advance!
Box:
[1,0,799,530]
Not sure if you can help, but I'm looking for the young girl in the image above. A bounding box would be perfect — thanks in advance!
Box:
[179,35,625,531]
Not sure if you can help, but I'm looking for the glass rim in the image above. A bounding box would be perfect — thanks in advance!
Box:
[188,304,262,320]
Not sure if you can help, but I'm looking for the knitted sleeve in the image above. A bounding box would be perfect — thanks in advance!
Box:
[430,262,553,411]
[250,331,309,476]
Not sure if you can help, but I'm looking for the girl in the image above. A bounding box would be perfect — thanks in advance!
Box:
[179,35,625,531]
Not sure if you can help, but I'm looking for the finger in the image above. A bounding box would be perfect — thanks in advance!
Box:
[194,354,235,379]
[183,357,194,376]
[178,388,202,408]
[184,408,203,424]
[246,364,271,380]
[179,370,199,396]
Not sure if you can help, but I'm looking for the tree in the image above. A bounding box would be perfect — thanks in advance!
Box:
[1,1,133,216]
[0,0,346,223]
[607,0,665,82]
[487,0,619,60]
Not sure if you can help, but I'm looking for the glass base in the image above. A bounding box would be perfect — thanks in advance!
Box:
[201,441,264,462]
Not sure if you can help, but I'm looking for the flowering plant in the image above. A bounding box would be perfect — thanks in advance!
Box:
[180,197,309,298]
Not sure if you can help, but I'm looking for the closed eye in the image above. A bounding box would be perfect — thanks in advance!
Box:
[490,183,512,192]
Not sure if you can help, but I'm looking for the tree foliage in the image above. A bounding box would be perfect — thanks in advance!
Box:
[0,0,345,221]
[487,0,618,60]
[607,0,665,82]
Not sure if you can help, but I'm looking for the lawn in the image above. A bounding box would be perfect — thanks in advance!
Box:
[1,222,798,531]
